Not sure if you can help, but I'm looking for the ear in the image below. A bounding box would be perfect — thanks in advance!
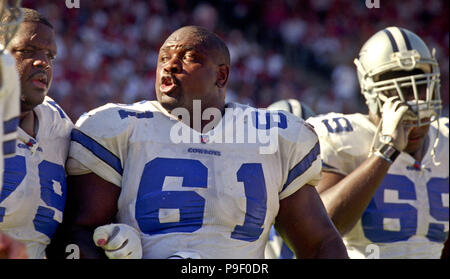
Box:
[216,64,229,88]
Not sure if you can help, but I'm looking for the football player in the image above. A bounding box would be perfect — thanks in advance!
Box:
[306,27,448,258]
[55,26,348,259]
[0,8,73,259]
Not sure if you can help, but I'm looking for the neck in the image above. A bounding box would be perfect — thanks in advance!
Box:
[410,136,429,162]
[19,109,37,138]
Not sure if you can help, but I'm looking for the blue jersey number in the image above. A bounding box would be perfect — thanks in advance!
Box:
[0,156,67,238]
[362,174,449,243]
[322,117,353,133]
[135,158,267,242]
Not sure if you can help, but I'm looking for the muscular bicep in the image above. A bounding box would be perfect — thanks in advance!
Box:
[275,185,347,258]
[64,172,120,227]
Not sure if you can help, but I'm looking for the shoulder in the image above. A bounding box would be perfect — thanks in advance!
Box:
[229,102,317,144]
[37,96,74,133]
[306,113,375,156]
[74,100,156,137]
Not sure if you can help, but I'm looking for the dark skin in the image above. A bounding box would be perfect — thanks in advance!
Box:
[51,27,348,259]
[316,72,448,256]
[7,21,56,137]
[155,27,229,132]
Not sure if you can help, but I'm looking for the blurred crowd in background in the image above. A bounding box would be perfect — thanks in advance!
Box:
[22,0,449,121]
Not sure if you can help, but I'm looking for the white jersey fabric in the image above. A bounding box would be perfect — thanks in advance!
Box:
[0,96,73,259]
[307,113,449,259]
[67,101,321,259]
[0,50,21,193]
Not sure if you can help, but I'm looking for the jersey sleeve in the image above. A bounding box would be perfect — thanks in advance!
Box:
[1,52,21,158]
[278,118,322,200]
[306,114,371,176]
[67,104,133,187]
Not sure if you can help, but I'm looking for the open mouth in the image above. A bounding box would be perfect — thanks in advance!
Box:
[29,73,48,90]
[160,76,178,94]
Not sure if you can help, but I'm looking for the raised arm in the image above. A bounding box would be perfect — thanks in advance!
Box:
[317,156,391,235]
[275,184,348,259]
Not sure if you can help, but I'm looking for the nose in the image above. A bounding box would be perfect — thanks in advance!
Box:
[163,56,182,74]
[32,51,51,70]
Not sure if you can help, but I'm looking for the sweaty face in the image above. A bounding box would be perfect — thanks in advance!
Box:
[8,22,57,112]
[155,33,220,113]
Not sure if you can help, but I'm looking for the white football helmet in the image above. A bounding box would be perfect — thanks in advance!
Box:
[354,26,441,127]
[267,99,316,120]
[0,0,23,54]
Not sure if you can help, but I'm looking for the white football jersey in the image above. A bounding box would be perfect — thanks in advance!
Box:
[307,113,449,259]
[0,50,21,193]
[67,101,321,259]
[0,96,73,259]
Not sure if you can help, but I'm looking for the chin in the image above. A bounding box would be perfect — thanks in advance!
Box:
[158,94,184,111]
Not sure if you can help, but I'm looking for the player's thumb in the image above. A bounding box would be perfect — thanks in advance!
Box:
[93,224,116,247]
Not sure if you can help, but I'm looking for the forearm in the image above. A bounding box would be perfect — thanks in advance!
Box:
[320,155,391,235]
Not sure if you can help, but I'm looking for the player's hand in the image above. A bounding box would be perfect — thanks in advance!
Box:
[93,224,142,259]
[0,232,28,259]
[380,96,413,151]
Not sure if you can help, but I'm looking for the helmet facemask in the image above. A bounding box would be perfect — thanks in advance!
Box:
[355,50,442,128]
[374,69,442,127]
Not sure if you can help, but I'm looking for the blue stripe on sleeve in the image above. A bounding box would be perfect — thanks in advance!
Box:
[282,141,320,191]
[3,139,16,156]
[3,117,19,134]
[71,129,123,175]
[47,101,66,119]
[322,161,339,170]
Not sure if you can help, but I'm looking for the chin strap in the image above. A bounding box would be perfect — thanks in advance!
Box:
[430,119,441,166]
[369,119,383,157]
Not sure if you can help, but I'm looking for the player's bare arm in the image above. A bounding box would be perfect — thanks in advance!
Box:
[317,157,391,235]
[55,173,120,259]
[275,185,348,258]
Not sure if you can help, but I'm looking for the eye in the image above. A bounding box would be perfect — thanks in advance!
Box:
[183,52,196,62]
[16,48,34,54]
[160,54,170,63]
[47,52,56,60]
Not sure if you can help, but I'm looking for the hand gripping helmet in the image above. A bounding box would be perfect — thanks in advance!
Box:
[354,26,441,127]
[0,0,23,54]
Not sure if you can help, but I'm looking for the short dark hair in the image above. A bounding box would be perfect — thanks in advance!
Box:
[166,26,231,66]
[1,8,53,46]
